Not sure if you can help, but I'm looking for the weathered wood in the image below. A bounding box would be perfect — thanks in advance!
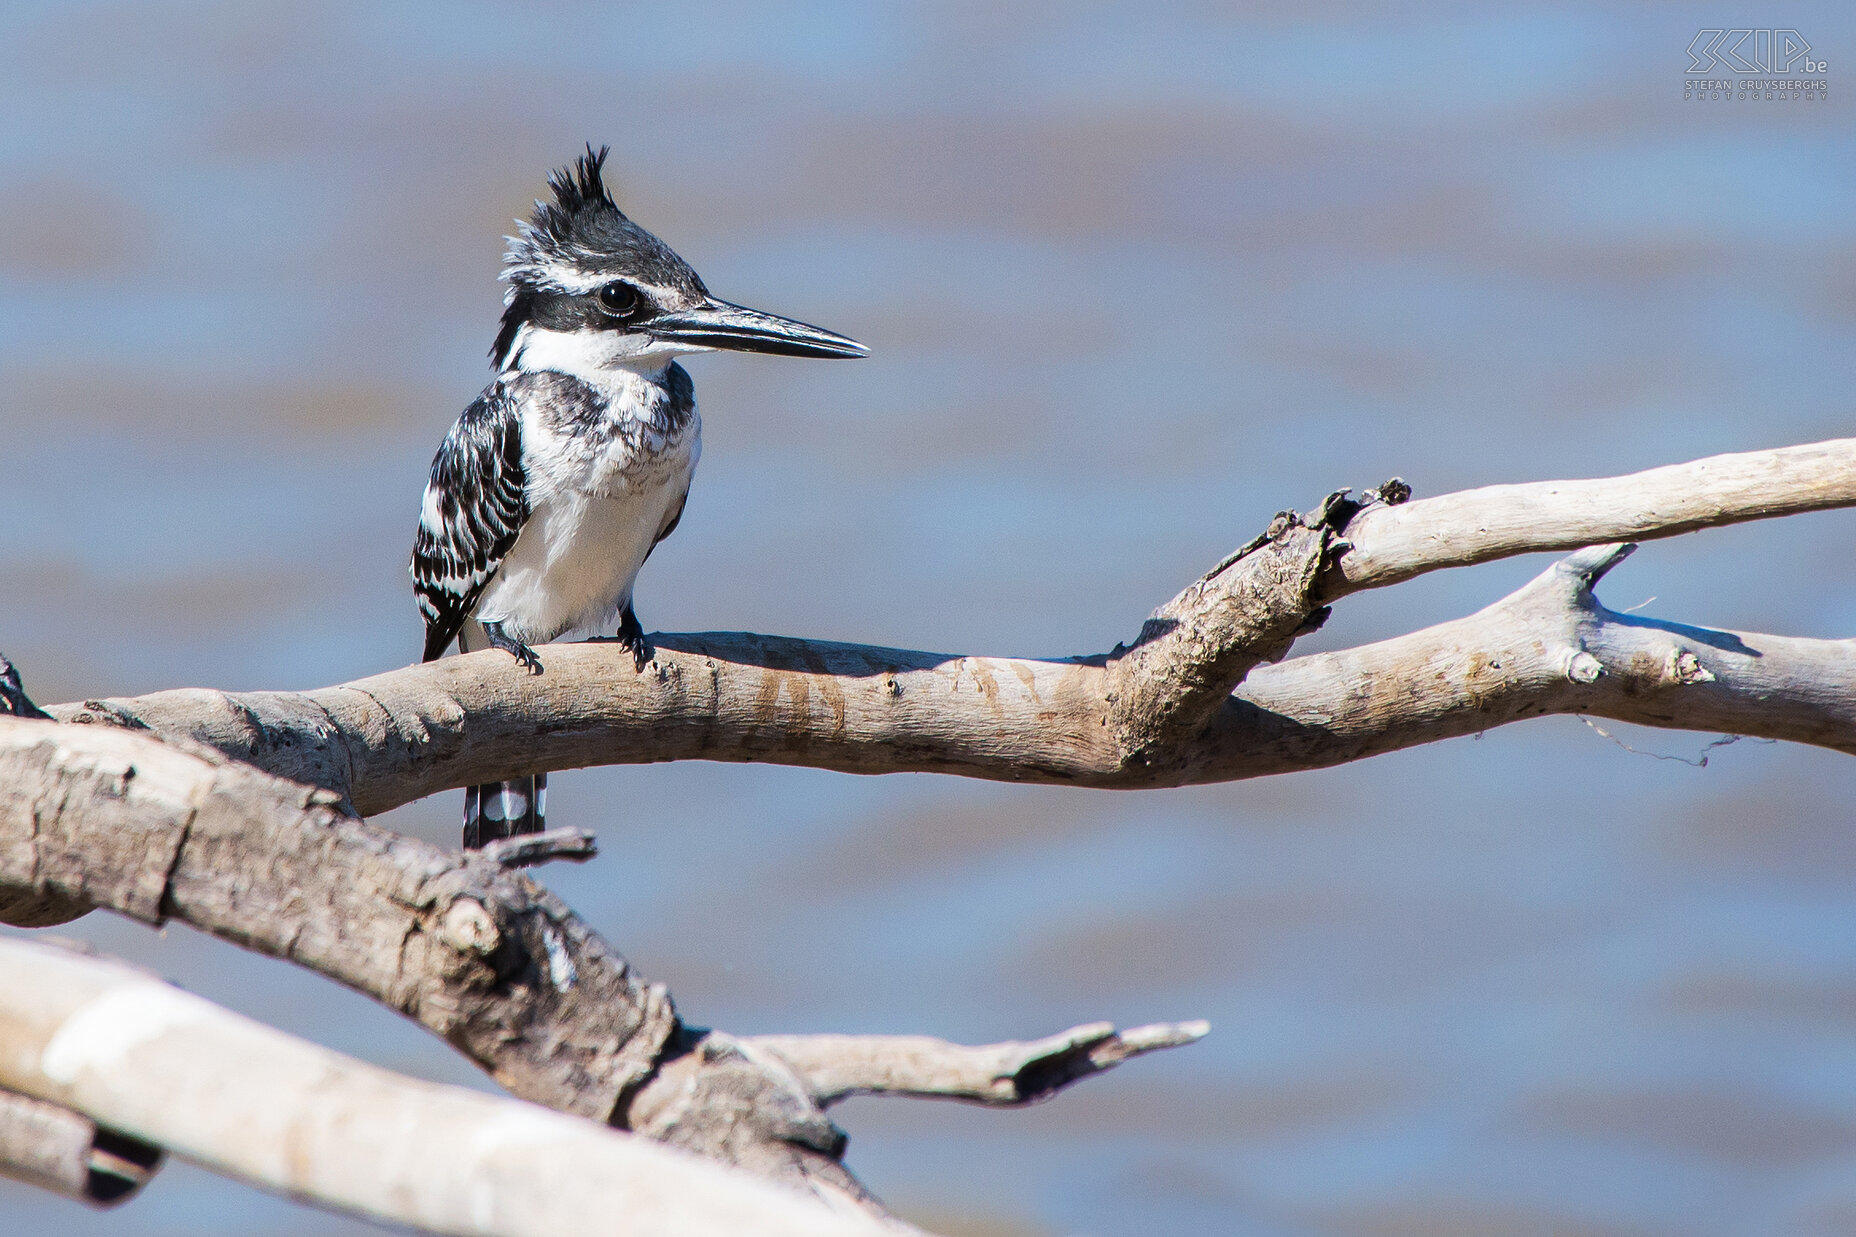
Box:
[0,716,675,1129]
[42,437,1856,812]
[39,551,1854,805]
[481,826,599,868]
[34,579,1856,812]
[625,1029,877,1209]
[1330,436,1856,593]
[0,714,1205,1222]
[751,1020,1211,1106]
[0,938,910,1237]
[1105,511,1334,773]
[0,1088,160,1206]
[0,436,1845,1231]
[1189,542,1856,777]
[621,1018,1211,1201]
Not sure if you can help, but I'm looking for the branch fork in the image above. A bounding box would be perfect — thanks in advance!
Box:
[1105,488,1378,770]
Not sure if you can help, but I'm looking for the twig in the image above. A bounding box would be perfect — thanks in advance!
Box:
[751,1020,1211,1106]
[481,827,599,868]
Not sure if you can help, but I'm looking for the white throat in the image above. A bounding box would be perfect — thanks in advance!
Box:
[505,325,676,390]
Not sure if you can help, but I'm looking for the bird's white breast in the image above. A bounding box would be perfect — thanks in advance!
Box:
[473,360,699,644]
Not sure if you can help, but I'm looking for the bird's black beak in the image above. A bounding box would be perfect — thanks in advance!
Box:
[647,298,868,359]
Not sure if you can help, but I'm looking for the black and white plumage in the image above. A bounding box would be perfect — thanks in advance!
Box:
[412,146,865,848]
[413,384,529,664]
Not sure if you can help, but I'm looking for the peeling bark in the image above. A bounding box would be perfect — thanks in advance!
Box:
[0,717,675,1128]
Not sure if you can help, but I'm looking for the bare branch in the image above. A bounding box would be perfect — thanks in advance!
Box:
[0,715,1191,1216]
[0,1088,160,1207]
[1327,436,1856,594]
[480,826,599,868]
[1193,542,1856,777]
[0,439,1838,1229]
[39,437,1854,809]
[750,1020,1211,1107]
[0,938,913,1237]
[0,716,676,1132]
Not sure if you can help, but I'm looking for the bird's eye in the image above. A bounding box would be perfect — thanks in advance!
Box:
[595,282,645,321]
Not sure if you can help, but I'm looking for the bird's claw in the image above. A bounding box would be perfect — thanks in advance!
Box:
[481,621,544,675]
[615,609,650,672]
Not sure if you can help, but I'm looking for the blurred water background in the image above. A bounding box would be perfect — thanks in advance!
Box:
[4,2,1856,1234]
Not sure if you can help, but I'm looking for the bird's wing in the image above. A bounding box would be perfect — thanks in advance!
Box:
[411,384,530,662]
[648,488,688,558]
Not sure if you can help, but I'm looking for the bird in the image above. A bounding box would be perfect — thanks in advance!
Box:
[411,146,866,849]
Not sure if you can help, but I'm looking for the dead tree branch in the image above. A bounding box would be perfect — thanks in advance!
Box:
[750,1020,1212,1106]
[1199,542,1856,776]
[1,438,1847,1228]
[39,437,1855,809]
[0,937,909,1237]
[0,1088,160,1207]
[0,715,677,1123]
[1327,436,1856,594]
[0,714,1202,1222]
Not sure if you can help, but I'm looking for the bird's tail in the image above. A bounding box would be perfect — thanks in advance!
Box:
[462,773,547,849]
[448,619,547,849]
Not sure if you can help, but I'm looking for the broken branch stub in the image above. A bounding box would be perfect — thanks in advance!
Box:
[1105,503,1340,772]
[751,1020,1212,1107]
[0,1088,161,1207]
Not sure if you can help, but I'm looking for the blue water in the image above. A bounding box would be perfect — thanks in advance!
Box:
[4,3,1856,1234]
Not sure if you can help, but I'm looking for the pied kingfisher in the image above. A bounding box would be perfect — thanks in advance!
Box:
[411,147,865,848]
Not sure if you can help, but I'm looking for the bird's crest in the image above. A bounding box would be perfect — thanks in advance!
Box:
[538,144,621,236]
[499,144,701,307]
[502,145,626,295]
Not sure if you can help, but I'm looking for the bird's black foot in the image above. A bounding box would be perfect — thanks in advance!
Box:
[615,604,650,672]
[481,621,543,675]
